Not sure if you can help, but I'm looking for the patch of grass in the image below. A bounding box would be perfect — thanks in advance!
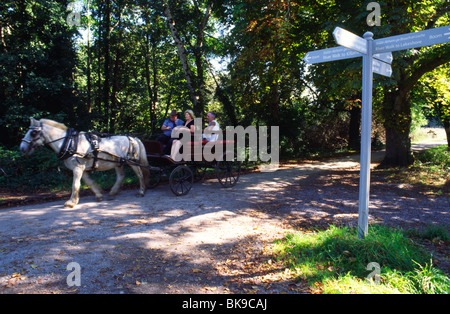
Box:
[416,145,450,170]
[272,225,449,294]
[376,145,449,191]
[407,224,450,242]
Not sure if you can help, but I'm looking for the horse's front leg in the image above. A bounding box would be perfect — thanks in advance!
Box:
[65,165,85,208]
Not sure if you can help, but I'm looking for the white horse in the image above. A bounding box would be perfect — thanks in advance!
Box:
[20,118,150,208]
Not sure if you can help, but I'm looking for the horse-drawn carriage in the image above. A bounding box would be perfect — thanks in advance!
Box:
[143,138,241,196]
[20,118,241,207]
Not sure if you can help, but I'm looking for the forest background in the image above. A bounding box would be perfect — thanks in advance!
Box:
[0,0,449,168]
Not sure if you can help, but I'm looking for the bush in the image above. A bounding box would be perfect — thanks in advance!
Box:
[415,145,450,170]
[0,146,70,191]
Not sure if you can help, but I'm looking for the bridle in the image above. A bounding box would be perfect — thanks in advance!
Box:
[21,124,67,149]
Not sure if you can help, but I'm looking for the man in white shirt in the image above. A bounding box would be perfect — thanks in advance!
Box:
[203,112,220,142]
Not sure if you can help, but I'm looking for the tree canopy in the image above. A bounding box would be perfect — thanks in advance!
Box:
[1,0,449,166]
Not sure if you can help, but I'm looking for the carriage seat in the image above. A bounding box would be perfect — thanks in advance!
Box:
[143,140,164,156]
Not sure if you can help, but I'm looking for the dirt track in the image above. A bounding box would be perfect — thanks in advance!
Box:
[0,149,448,294]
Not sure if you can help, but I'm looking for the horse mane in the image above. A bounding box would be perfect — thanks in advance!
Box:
[40,119,68,131]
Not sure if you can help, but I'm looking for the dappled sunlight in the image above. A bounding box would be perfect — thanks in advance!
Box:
[1,148,448,293]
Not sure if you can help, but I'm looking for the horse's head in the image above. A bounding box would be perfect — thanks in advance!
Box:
[20,118,45,155]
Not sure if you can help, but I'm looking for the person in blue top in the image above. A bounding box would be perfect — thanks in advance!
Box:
[157,110,184,155]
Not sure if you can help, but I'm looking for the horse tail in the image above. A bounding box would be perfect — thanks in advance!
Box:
[136,138,150,186]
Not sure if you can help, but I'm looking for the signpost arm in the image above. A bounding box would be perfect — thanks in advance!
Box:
[358,32,374,239]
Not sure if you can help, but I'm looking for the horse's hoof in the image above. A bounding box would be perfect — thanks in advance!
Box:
[64,201,75,208]
[136,192,145,197]
[108,194,116,200]
[96,195,104,202]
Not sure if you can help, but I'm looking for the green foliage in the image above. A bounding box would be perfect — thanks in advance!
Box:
[416,224,450,242]
[415,145,450,170]
[414,64,450,133]
[273,225,450,294]
[0,146,70,191]
[0,0,79,147]
[410,103,429,134]
[1,0,449,162]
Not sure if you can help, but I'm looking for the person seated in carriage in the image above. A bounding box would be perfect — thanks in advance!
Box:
[157,109,184,155]
[170,109,196,160]
[202,111,220,142]
[170,111,222,161]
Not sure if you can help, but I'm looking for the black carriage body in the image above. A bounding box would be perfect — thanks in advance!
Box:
[143,139,241,196]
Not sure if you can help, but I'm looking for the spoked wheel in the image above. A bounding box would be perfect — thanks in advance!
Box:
[215,152,241,188]
[169,165,194,196]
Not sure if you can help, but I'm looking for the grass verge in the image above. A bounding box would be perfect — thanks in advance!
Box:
[272,225,449,294]
[375,145,449,193]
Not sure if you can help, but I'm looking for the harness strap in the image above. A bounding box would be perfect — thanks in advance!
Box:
[85,132,101,171]
[57,128,79,160]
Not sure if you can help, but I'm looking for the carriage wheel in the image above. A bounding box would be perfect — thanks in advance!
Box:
[148,167,162,189]
[169,165,194,196]
[215,152,241,188]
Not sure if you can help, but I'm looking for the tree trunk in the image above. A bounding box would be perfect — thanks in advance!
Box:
[379,89,414,168]
[215,86,238,126]
[95,32,102,115]
[268,82,280,126]
[193,2,212,117]
[87,37,92,113]
[348,105,361,150]
[443,120,450,149]
[384,124,414,167]
[206,58,238,126]
[144,33,157,132]
[110,37,120,134]
[162,0,199,112]
[194,49,205,117]
[162,0,212,117]
[379,50,450,168]
[103,0,111,131]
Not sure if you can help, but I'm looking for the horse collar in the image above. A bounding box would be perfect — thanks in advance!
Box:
[57,128,79,160]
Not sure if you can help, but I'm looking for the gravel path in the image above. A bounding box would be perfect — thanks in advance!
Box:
[0,148,448,294]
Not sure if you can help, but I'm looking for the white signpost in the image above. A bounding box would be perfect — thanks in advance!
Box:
[304,25,450,238]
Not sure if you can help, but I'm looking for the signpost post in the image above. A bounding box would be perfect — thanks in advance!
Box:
[304,25,450,239]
